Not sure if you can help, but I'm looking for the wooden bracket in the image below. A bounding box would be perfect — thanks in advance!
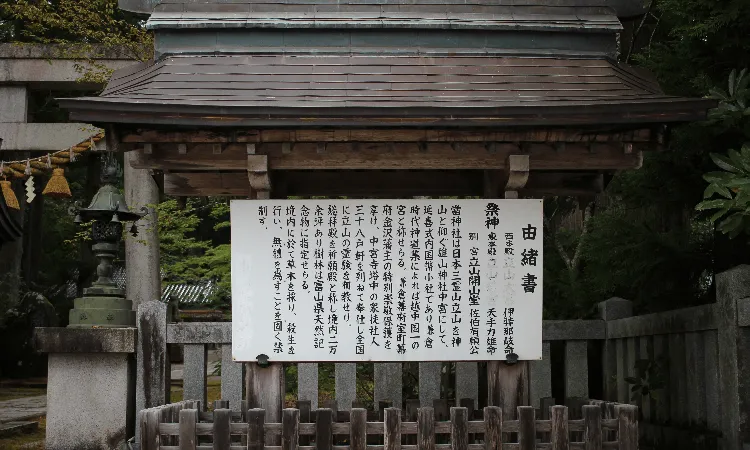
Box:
[504,154,530,199]
[248,147,271,198]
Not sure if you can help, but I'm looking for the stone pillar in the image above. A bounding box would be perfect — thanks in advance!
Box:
[529,341,551,409]
[716,265,750,450]
[564,340,588,398]
[298,363,319,409]
[124,150,160,310]
[598,297,632,401]
[135,301,169,440]
[418,362,441,407]
[374,363,402,409]
[335,363,356,411]
[34,328,136,450]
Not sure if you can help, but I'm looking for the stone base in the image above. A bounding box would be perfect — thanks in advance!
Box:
[35,328,136,450]
[46,353,134,450]
[68,288,135,328]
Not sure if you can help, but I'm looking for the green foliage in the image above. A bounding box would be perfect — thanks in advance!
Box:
[696,146,750,238]
[157,199,231,308]
[695,69,750,239]
[1,0,153,83]
[624,357,668,402]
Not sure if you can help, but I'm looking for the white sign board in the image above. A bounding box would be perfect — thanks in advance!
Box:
[231,199,543,362]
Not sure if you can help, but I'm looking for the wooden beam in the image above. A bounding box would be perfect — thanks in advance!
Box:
[129,142,642,171]
[505,155,530,192]
[163,170,605,197]
[121,128,656,144]
[247,150,271,196]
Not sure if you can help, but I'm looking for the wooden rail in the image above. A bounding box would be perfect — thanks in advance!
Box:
[139,401,638,450]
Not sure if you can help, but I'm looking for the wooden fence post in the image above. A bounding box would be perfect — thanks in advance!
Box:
[140,408,161,450]
[451,407,468,450]
[550,406,569,450]
[136,301,170,441]
[616,405,638,450]
[282,409,300,450]
[583,405,602,450]
[246,363,285,444]
[717,265,750,450]
[384,408,401,450]
[517,406,535,450]
[418,407,435,450]
[179,409,197,450]
[317,408,333,450]
[351,408,367,450]
[247,409,266,450]
[483,406,502,450]
[214,409,231,450]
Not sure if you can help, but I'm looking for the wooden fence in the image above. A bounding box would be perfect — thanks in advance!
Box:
[140,401,638,450]
[161,320,603,413]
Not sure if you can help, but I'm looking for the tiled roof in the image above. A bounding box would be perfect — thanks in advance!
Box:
[61,53,714,127]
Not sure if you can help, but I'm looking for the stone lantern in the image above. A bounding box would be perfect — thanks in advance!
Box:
[67,163,146,327]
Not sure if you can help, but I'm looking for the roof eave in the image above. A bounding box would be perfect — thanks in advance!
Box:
[60,97,717,129]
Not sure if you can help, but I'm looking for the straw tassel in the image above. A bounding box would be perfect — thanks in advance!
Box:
[1,180,19,210]
[42,168,72,198]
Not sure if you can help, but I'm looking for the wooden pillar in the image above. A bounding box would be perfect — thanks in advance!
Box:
[484,155,531,417]
[244,156,284,442]
[123,138,161,309]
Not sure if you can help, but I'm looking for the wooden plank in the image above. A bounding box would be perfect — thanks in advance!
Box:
[384,408,401,450]
[703,330,720,432]
[615,405,638,450]
[214,409,232,450]
[130,142,642,171]
[163,170,605,197]
[417,407,435,450]
[179,409,198,450]
[351,408,367,450]
[550,406,569,450]
[606,304,717,339]
[141,409,161,450]
[517,407,535,450]
[684,332,706,425]
[248,409,266,450]
[121,128,655,144]
[317,409,333,450]
[167,322,232,344]
[583,405,602,450]
[667,334,687,424]
[161,405,175,445]
[283,409,300,450]
[483,406,501,450]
